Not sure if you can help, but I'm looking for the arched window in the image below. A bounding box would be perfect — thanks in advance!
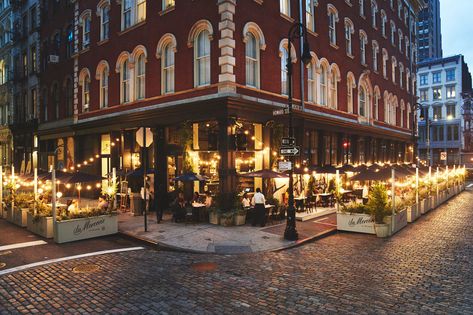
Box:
[345,18,354,56]
[327,5,338,45]
[347,73,356,113]
[120,59,130,103]
[98,2,110,41]
[373,87,381,120]
[162,43,175,94]
[308,62,316,103]
[391,56,397,83]
[399,63,404,88]
[195,30,211,87]
[390,21,396,46]
[359,85,367,117]
[359,30,367,65]
[82,74,90,112]
[382,49,388,78]
[398,30,403,52]
[329,66,339,109]
[280,47,288,95]
[96,62,109,108]
[319,63,328,106]
[380,10,387,37]
[371,0,378,28]
[0,60,5,85]
[359,0,365,16]
[79,11,91,50]
[135,53,146,100]
[372,41,379,72]
[245,33,259,88]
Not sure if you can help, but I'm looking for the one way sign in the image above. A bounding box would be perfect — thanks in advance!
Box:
[280,146,300,156]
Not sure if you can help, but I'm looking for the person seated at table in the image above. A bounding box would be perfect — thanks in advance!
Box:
[192,192,201,203]
[204,191,213,208]
[67,199,79,214]
[362,185,369,205]
[172,191,186,222]
[241,193,251,209]
[97,196,109,210]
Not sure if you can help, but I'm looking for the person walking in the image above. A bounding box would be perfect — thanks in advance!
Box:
[251,188,266,227]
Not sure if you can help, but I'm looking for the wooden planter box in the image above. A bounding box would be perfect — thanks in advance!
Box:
[384,209,408,235]
[27,213,53,238]
[407,204,420,223]
[13,208,29,227]
[208,212,219,225]
[427,196,434,211]
[54,214,118,244]
[337,212,375,234]
[234,214,246,226]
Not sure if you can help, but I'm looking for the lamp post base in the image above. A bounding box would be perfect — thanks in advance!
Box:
[284,207,298,241]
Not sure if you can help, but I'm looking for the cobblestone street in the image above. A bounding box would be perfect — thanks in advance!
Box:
[1,189,473,314]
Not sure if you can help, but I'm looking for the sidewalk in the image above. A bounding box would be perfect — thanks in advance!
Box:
[118,212,337,254]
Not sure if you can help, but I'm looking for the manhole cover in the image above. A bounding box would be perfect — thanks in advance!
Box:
[191,262,218,272]
[72,264,101,274]
[0,262,6,269]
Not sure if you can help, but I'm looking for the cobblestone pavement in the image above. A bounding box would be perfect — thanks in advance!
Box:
[1,190,473,314]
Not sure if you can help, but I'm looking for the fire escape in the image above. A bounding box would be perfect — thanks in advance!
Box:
[462,92,473,153]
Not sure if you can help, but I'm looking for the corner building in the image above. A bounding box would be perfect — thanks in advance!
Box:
[36,0,424,207]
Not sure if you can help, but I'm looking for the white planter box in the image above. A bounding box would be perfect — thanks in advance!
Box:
[427,196,434,211]
[407,204,420,223]
[337,212,375,234]
[6,207,14,222]
[420,199,428,214]
[54,214,118,244]
[385,209,408,235]
[27,213,53,238]
[13,208,29,227]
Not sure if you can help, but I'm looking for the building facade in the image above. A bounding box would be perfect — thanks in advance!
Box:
[35,0,424,206]
[416,0,442,62]
[417,55,472,165]
[0,0,14,167]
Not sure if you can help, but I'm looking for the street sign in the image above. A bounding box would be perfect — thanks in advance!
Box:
[278,161,292,172]
[281,137,295,146]
[280,146,300,156]
[440,151,447,161]
[273,108,290,116]
[136,127,153,147]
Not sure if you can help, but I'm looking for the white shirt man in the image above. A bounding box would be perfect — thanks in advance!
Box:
[252,191,266,206]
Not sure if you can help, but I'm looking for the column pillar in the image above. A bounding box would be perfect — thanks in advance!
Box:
[154,127,169,212]
[218,117,237,210]
[217,0,236,93]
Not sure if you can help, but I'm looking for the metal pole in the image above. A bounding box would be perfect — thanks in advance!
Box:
[391,168,395,234]
[34,168,38,215]
[298,0,305,111]
[436,166,439,201]
[336,170,340,213]
[143,128,147,232]
[11,166,14,214]
[415,167,419,206]
[427,120,431,167]
[112,167,117,210]
[0,166,3,217]
[52,168,56,235]
[284,27,298,241]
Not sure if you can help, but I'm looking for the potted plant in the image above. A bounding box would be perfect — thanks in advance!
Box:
[367,183,391,238]
[337,202,375,234]
[13,193,34,227]
[220,211,235,227]
[234,207,247,226]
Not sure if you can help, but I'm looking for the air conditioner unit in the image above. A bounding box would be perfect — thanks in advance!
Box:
[48,55,59,63]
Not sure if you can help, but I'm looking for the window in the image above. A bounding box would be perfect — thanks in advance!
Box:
[345,20,354,56]
[100,4,110,41]
[399,64,404,88]
[52,83,59,119]
[359,0,364,16]
[120,59,130,103]
[329,71,338,109]
[381,11,387,37]
[137,0,146,22]
[419,73,428,86]
[371,1,377,28]
[359,85,367,117]
[122,0,146,30]
[372,42,379,71]
[432,126,444,142]
[162,43,175,94]
[360,31,367,65]
[163,0,175,10]
[31,88,37,119]
[281,47,288,95]
[308,62,316,103]
[30,6,37,30]
[432,71,441,84]
[30,45,36,73]
[433,87,442,100]
[347,74,355,113]
[446,69,455,82]
[22,51,27,78]
[280,0,290,16]
[42,88,48,122]
[398,30,403,52]
[328,10,337,45]
[81,14,91,49]
[390,21,396,46]
[374,89,380,120]
[447,104,456,119]
[245,33,259,88]
[306,0,317,32]
[0,60,5,85]
[122,0,132,29]
[391,57,397,83]
[382,50,388,78]
[419,89,428,102]
[433,106,442,120]
[445,85,456,99]
[447,125,459,141]
[397,1,402,18]
[66,25,74,58]
[195,30,211,87]
[136,53,145,100]
[99,66,109,108]
[82,74,90,112]
[320,64,328,105]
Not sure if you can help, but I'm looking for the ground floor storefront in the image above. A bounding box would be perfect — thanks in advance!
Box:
[35,97,413,210]
[0,126,13,167]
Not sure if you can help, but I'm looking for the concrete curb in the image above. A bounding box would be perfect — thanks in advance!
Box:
[119,226,338,255]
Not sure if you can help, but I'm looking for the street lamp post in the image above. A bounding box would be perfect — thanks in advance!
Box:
[412,103,422,165]
[283,22,312,241]
[419,107,432,166]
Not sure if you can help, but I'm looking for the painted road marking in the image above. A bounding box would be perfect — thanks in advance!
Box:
[0,246,145,276]
[0,240,47,251]
[467,183,473,188]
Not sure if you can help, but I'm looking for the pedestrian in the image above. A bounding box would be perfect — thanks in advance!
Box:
[251,188,266,227]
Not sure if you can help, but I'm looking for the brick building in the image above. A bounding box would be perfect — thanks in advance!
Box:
[35,0,424,207]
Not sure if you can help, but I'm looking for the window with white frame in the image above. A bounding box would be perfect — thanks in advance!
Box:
[390,0,394,10]
[390,21,396,46]
[328,9,337,45]
[121,0,146,31]
[163,0,175,10]
[135,53,146,100]
[195,30,211,87]
[371,0,377,28]
[372,41,379,72]
[382,50,388,78]
[399,64,404,88]
[397,1,402,18]
[398,30,403,52]
[359,85,367,117]
[433,87,442,100]
[245,32,260,88]
[280,0,290,16]
[99,4,110,41]
[0,60,5,85]
[381,11,387,37]
[374,89,380,120]
[345,19,354,56]
[359,0,365,16]
[432,71,441,84]
[400,104,404,127]
[99,67,108,108]
[320,64,328,105]
[120,59,130,103]
[329,70,338,109]
[82,73,90,112]
[446,85,456,99]
[404,7,408,25]
[360,31,367,65]
[306,0,317,32]
[391,57,397,83]
[347,74,355,113]
[308,62,316,103]
[122,0,132,29]
[81,14,91,49]
[280,47,288,95]
[405,37,409,57]
[162,43,175,94]
[446,68,456,81]
[406,70,410,92]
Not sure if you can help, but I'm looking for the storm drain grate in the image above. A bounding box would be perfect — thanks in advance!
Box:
[191,262,218,272]
[72,264,101,274]
[0,262,6,269]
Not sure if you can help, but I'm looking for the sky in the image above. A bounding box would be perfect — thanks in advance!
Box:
[440,0,473,66]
